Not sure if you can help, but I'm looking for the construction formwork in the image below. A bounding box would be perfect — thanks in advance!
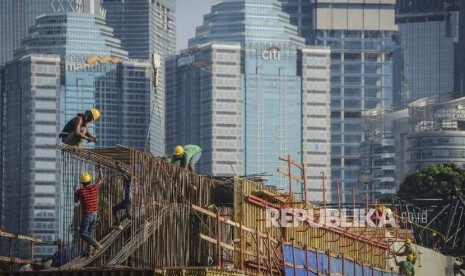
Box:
[2,144,401,276]
[53,145,219,269]
[229,178,392,273]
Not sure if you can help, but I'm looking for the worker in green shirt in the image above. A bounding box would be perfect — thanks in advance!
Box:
[395,254,415,276]
[171,145,202,174]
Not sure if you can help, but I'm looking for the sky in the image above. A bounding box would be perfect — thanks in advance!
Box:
[176,0,215,51]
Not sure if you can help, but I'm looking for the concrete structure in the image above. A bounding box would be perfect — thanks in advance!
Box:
[390,96,465,183]
[388,241,455,276]
[406,97,465,174]
[102,0,176,155]
[167,0,332,202]
[1,4,152,257]
[280,0,398,202]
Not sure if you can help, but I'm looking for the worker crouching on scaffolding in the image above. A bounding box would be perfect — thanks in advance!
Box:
[59,108,100,147]
[112,163,132,230]
[74,167,104,257]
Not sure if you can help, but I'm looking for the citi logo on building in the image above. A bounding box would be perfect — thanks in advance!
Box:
[261,46,281,60]
[86,56,120,64]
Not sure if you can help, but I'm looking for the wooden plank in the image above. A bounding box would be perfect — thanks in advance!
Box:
[277,168,304,183]
[59,218,131,270]
[191,204,277,243]
[0,231,52,244]
[0,256,39,265]
[278,156,304,170]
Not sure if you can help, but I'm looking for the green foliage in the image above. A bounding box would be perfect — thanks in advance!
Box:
[398,163,465,196]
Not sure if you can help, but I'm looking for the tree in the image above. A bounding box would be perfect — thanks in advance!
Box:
[398,163,465,196]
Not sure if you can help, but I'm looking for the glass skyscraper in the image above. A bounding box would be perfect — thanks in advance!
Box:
[396,0,461,107]
[2,3,152,256]
[0,1,51,224]
[0,0,51,66]
[102,0,176,156]
[167,0,332,202]
[280,0,398,202]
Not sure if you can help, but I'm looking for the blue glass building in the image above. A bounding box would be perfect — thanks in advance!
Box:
[167,0,332,201]
[2,4,152,256]
[280,0,398,202]
[396,0,459,107]
[0,0,52,226]
[0,0,51,66]
[102,0,176,155]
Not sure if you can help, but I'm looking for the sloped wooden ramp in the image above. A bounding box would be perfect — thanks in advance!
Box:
[59,218,131,270]
[104,204,172,267]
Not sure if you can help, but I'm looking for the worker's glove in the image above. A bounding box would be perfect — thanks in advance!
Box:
[88,136,98,143]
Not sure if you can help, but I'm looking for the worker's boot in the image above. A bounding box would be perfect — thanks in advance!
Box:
[84,245,94,258]
[89,237,103,255]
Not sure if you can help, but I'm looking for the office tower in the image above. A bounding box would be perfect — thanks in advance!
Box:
[2,2,152,256]
[102,0,176,156]
[0,0,51,66]
[391,96,465,182]
[392,1,465,186]
[280,0,398,202]
[0,0,106,66]
[396,0,460,107]
[166,0,332,202]
[360,109,404,200]
[0,1,51,226]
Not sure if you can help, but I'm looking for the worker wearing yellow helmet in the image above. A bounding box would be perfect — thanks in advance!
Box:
[59,108,100,147]
[395,253,415,276]
[171,145,202,174]
[395,238,417,264]
[74,167,104,257]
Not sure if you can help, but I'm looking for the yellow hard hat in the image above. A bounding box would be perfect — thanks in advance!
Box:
[89,108,100,121]
[405,238,411,244]
[173,145,184,156]
[407,254,414,262]
[80,172,92,184]
[385,208,393,216]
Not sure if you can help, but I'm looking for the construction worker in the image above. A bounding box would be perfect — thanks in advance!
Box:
[171,145,202,174]
[59,108,100,147]
[112,163,132,230]
[74,167,104,257]
[395,239,417,264]
[395,254,415,276]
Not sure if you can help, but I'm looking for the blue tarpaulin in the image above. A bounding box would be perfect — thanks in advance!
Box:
[280,244,400,276]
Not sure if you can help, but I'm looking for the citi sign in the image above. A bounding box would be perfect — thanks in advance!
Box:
[261,46,281,60]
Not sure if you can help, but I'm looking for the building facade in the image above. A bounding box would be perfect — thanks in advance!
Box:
[102,0,176,156]
[280,0,398,202]
[395,0,460,108]
[0,0,52,229]
[2,6,152,256]
[407,97,465,174]
[360,109,408,200]
[167,0,332,202]
[0,0,51,66]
